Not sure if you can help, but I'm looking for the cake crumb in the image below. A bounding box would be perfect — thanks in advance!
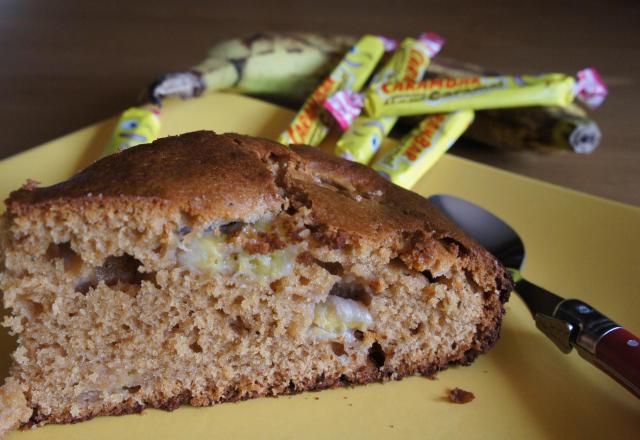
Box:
[448,387,475,404]
[21,179,40,190]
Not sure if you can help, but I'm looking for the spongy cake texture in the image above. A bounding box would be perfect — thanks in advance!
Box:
[0,131,511,435]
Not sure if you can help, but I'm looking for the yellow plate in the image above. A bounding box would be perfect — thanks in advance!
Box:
[1,94,638,439]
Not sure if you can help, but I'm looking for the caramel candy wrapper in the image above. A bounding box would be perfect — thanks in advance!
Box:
[103,107,161,157]
[466,104,601,154]
[336,116,397,162]
[372,110,474,189]
[278,35,386,146]
[365,68,607,118]
[366,74,574,117]
[334,33,444,163]
[425,58,603,153]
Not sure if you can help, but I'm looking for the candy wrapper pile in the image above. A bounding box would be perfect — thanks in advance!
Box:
[286,33,607,189]
[118,32,609,191]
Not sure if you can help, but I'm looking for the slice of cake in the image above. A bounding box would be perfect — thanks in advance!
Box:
[0,131,511,435]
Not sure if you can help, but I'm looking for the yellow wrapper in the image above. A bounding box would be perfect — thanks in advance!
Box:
[336,116,396,162]
[365,74,575,118]
[336,37,435,163]
[103,107,161,157]
[278,35,385,146]
[372,110,474,189]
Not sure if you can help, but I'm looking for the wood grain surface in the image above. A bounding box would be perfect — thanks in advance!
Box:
[1,0,638,205]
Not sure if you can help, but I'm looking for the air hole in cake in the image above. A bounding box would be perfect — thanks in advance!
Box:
[354,330,364,341]
[96,255,143,286]
[463,270,482,291]
[329,279,371,306]
[314,260,344,276]
[230,316,250,335]
[410,323,423,335]
[289,191,312,210]
[45,242,82,274]
[141,271,161,289]
[123,385,141,394]
[368,342,386,368]
[75,254,150,294]
[285,206,298,216]
[219,221,245,236]
[431,275,448,286]
[423,270,436,283]
[389,257,413,276]
[75,280,93,295]
[189,341,203,353]
[331,341,346,356]
[440,237,467,256]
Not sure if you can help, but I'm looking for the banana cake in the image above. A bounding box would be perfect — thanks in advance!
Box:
[0,131,511,435]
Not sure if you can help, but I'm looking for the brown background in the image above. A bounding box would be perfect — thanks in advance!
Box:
[1,0,639,205]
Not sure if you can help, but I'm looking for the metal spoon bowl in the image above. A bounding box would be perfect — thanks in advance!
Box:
[428,194,640,398]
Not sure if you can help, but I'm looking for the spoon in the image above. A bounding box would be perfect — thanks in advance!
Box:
[429,194,640,398]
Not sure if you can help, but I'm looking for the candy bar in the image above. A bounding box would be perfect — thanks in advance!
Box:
[372,110,474,189]
[103,107,161,157]
[466,104,601,154]
[424,57,604,153]
[277,35,386,146]
[331,33,444,164]
[364,68,607,118]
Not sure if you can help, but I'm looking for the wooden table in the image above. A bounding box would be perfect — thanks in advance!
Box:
[2,0,639,205]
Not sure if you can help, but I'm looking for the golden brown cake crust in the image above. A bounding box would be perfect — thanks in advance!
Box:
[6,132,288,224]
[6,131,511,294]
